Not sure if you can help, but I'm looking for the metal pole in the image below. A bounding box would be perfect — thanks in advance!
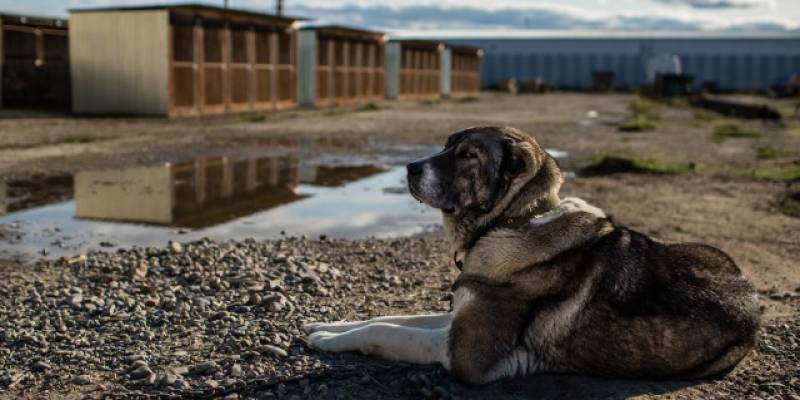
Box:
[276,0,283,15]
[224,0,229,8]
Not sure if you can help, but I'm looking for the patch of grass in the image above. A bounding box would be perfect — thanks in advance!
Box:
[619,114,657,132]
[711,123,762,142]
[458,96,480,103]
[756,146,796,160]
[580,155,695,176]
[736,163,800,182]
[619,97,659,132]
[239,113,267,123]
[358,103,384,112]
[420,99,440,106]
[693,109,720,122]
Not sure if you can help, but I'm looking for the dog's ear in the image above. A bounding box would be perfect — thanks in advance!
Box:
[502,137,542,179]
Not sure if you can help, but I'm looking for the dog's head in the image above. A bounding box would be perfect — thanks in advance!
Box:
[407,127,562,247]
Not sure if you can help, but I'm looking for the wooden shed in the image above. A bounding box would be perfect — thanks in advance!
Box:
[385,40,443,101]
[69,5,299,117]
[444,45,483,98]
[298,25,386,107]
[0,13,70,109]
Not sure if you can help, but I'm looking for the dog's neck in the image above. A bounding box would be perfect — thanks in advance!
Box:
[444,156,563,261]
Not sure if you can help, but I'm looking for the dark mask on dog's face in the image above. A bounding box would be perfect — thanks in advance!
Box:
[406,130,520,216]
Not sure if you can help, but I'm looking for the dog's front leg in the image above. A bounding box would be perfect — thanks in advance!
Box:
[308,323,451,368]
[304,313,451,334]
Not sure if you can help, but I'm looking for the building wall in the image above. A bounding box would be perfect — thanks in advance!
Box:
[440,48,451,97]
[385,42,400,100]
[442,37,800,90]
[70,10,169,115]
[297,30,317,106]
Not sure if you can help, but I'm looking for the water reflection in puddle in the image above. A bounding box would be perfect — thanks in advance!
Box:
[0,157,438,260]
[1,146,567,261]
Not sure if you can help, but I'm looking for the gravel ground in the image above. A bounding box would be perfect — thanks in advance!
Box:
[1,93,799,398]
[1,234,798,399]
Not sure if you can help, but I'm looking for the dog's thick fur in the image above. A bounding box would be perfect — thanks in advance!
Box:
[306,126,760,384]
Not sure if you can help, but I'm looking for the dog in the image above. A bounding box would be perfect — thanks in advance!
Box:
[305,126,760,384]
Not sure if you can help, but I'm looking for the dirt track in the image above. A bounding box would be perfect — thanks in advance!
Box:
[1,93,799,398]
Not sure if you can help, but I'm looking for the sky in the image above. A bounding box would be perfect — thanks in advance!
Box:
[1,0,799,32]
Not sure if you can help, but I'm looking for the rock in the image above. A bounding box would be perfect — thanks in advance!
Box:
[73,374,93,385]
[230,364,242,377]
[258,345,287,358]
[129,366,154,380]
[131,261,148,279]
[265,278,284,291]
[159,373,179,387]
[190,361,220,376]
[170,241,183,254]
[31,360,51,372]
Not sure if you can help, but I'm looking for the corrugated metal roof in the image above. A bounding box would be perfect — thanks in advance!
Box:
[298,23,386,41]
[0,13,68,28]
[69,3,302,23]
[391,29,800,41]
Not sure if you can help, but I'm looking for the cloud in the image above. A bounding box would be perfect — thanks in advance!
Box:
[651,0,766,9]
[285,4,794,32]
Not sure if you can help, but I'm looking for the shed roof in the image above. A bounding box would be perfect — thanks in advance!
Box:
[0,13,68,29]
[70,3,301,26]
[390,39,444,52]
[448,44,484,57]
[300,24,386,42]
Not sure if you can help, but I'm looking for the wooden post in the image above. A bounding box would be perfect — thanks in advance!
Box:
[221,22,231,112]
[327,38,334,103]
[34,28,44,67]
[355,41,363,98]
[247,26,256,110]
[194,19,205,114]
[269,31,278,108]
[342,41,349,100]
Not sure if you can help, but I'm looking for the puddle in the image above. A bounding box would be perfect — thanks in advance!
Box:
[1,144,568,261]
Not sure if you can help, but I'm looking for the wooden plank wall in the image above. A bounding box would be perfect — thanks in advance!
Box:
[170,16,296,116]
[451,52,481,96]
[398,45,440,100]
[70,10,170,115]
[314,35,384,106]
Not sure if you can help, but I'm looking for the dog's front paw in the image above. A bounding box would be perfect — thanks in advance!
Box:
[307,331,342,352]
[303,322,326,334]
[303,320,359,334]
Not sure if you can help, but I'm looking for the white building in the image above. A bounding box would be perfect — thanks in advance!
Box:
[395,30,800,91]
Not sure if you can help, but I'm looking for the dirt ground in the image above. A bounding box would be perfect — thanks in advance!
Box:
[1,93,799,399]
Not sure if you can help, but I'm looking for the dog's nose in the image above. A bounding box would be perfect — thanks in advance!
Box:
[406,161,425,177]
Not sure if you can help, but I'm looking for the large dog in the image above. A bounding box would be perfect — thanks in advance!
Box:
[305,126,760,384]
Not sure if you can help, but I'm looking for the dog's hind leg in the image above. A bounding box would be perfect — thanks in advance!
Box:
[304,313,452,334]
[308,323,451,368]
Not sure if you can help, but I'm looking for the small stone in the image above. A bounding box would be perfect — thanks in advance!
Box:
[230,364,242,377]
[265,278,284,291]
[170,241,183,253]
[160,373,179,387]
[129,366,154,380]
[190,361,220,376]
[258,345,287,358]
[31,360,51,372]
[131,261,148,279]
[73,374,93,385]
[205,379,219,389]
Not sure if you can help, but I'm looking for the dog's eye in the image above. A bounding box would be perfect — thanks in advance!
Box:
[461,151,477,159]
